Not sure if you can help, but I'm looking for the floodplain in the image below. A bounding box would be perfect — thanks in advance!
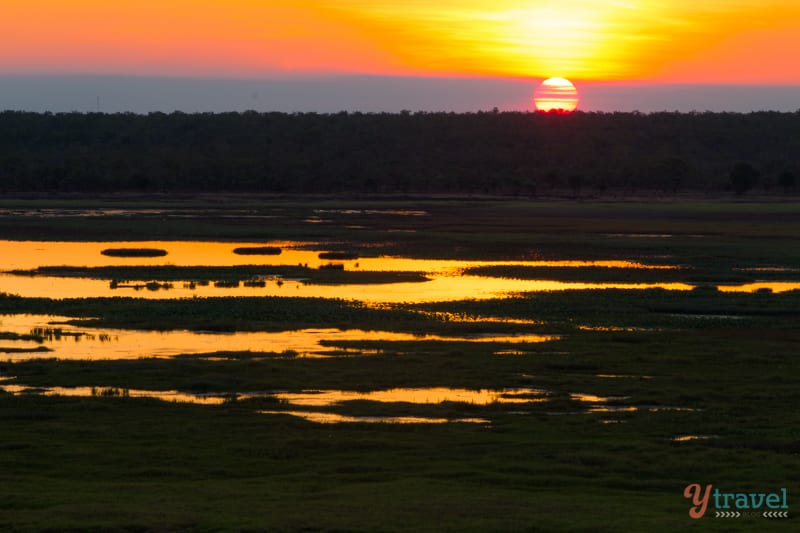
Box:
[1,198,799,531]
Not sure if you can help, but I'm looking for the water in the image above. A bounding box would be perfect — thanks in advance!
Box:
[0,314,557,361]
[273,387,549,406]
[3,241,797,303]
[1,239,797,363]
[0,240,708,302]
[0,240,673,271]
[0,382,531,424]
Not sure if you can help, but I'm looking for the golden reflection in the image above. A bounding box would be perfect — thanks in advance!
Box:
[596,374,654,379]
[0,240,693,303]
[273,387,548,406]
[0,240,677,271]
[587,405,638,413]
[715,282,800,294]
[0,383,228,405]
[672,435,716,442]
[0,273,699,303]
[0,315,557,361]
[422,312,542,325]
[578,326,654,332]
[0,381,494,424]
[259,410,489,424]
[570,393,630,403]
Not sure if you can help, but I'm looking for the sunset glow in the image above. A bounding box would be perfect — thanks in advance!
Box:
[534,78,579,112]
[1,1,799,83]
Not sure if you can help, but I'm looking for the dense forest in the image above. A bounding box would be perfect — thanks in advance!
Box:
[0,110,798,195]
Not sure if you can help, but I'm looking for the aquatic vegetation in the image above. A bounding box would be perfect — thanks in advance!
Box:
[100,248,168,257]
[232,246,282,255]
[0,345,52,353]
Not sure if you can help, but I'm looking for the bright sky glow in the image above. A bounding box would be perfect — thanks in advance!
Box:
[1,1,799,82]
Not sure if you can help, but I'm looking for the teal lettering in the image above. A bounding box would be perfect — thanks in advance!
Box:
[766,494,780,509]
[713,488,722,508]
[735,493,749,509]
[721,493,734,509]
[749,493,765,508]
[782,488,789,509]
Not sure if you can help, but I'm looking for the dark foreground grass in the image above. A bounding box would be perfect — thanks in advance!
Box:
[2,323,800,531]
[0,394,721,532]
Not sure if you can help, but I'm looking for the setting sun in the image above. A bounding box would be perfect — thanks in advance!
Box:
[534,78,579,113]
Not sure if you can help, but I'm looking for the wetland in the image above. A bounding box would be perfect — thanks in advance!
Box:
[1,198,799,531]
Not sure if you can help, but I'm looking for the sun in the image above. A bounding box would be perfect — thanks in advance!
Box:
[534,78,579,113]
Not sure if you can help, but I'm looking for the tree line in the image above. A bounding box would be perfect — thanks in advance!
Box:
[0,110,797,195]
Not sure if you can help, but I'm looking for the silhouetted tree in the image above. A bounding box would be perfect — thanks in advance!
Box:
[778,170,796,193]
[568,174,583,198]
[653,157,689,192]
[0,111,799,195]
[730,162,760,195]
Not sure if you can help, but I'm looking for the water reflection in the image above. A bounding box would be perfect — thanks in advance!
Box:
[0,273,705,303]
[0,315,556,361]
[0,240,704,303]
[313,209,428,216]
[0,240,675,271]
[672,435,717,442]
[0,378,697,424]
[3,240,795,302]
[596,374,654,379]
[716,282,800,294]
[273,387,549,407]
[0,381,503,424]
[0,383,228,405]
[569,393,696,413]
[570,393,630,403]
[259,411,489,424]
[587,405,638,413]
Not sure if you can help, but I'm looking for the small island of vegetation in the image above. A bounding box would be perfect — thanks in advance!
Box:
[232,246,282,256]
[100,248,168,257]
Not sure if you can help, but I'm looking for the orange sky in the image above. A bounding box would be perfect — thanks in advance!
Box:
[2,1,799,83]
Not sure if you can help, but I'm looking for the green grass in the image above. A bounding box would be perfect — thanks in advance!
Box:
[1,199,800,531]
[2,323,800,531]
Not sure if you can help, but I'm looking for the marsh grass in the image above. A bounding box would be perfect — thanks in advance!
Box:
[100,248,168,257]
[1,199,800,531]
[2,320,800,530]
[232,246,282,255]
[0,331,45,342]
[0,346,52,353]
[14,265,430,285]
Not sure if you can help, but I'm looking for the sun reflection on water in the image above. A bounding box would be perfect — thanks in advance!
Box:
[258,411,490,424]
[0,315,558,361]
[273,387,549,407]
[0,240,714,303]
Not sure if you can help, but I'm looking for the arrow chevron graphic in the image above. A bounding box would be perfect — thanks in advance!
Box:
[715,511,741,518]
[763,511,789,518]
